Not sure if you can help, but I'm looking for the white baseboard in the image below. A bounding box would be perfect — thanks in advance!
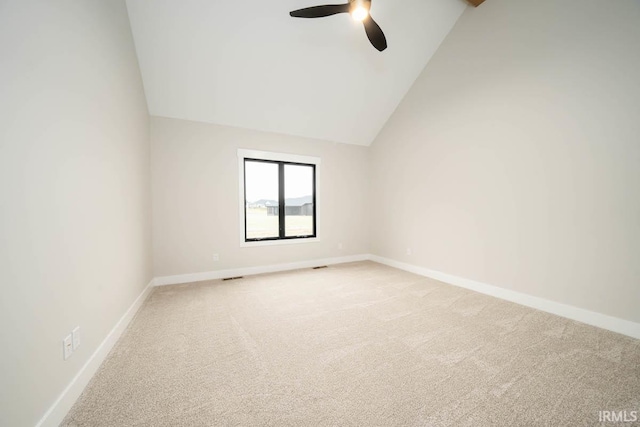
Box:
[154,254,640,339]
[35,280,155,427]
[369,255,640,340]
[153,254,369,286]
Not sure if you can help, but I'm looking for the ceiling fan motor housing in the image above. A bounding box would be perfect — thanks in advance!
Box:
[349,0,371,14]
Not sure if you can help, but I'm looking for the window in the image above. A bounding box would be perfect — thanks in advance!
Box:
[238,150,320,246]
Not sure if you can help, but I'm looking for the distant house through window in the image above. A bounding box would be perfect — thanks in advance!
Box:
[238,150,320,246]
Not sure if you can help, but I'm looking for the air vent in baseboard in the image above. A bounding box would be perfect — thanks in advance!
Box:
[222,276,244,281]
[312,266,328,270]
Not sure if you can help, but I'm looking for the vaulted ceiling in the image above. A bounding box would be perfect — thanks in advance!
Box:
[126,0,468,146]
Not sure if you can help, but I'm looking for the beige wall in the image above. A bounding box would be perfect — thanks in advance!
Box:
[151,117,370,277]
[370,0,640,323]
[0,1,152,425]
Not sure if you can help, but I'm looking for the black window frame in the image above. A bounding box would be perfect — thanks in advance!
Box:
[243,158,317,242]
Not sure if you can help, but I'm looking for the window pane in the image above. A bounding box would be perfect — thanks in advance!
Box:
[284,164,314,237]
[245,161,279,239]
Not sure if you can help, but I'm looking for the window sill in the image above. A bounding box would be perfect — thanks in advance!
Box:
[240,237,321,248]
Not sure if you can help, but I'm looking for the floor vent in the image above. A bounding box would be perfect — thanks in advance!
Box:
[222,276,244,281]
[312,266,328,270]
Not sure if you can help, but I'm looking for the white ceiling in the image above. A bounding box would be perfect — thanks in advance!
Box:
[126,0,467,146]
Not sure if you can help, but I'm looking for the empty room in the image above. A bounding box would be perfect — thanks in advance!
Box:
[1,0,639,425]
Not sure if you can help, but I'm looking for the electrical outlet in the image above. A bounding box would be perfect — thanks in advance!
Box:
[72,326,80,350]
[406,248,412,256]
[63,335,73,360]
[213,253,220,262]
[338,242,343,250]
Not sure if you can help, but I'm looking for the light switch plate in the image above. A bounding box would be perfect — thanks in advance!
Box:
[63,335,73,360]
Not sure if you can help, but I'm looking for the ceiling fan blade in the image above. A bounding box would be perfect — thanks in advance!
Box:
[363,15,387,51]
[290,4,350,18]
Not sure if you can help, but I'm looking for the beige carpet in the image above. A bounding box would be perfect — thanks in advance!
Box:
[62,261,640,426]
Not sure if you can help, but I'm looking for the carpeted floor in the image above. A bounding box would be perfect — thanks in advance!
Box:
[62,261,640,426]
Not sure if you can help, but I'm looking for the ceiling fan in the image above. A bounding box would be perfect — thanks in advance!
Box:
[289,0,387,52]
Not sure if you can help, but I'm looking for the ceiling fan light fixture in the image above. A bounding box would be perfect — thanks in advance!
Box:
[350,1,369,21]
[351,6,368,21]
